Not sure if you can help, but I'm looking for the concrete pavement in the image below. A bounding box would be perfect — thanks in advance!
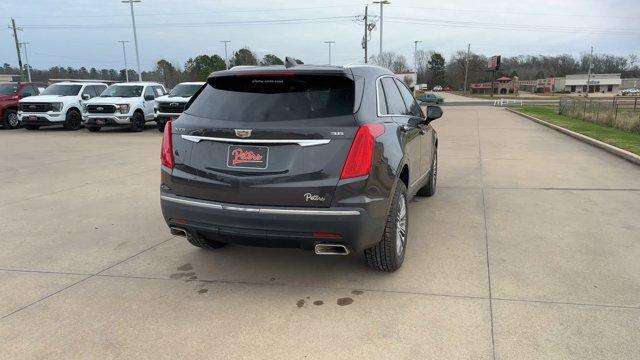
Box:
[1,110,639,359]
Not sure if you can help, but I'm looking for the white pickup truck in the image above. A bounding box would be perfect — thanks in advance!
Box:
[154,82,204,132]
[83,82,166,132]
[18,82,107,130]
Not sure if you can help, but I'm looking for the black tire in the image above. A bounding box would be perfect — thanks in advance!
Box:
[62,109,82,130]
[24,125,40,130]
[186,233,227,250]
[87,126,101,132]
[156,120,166,132]
[364,181,408,272]
[3,109,20,129]
[416,150,437,197]
[130,112,145,132]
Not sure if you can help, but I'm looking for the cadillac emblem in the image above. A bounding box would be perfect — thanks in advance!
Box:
[235,129,252,138]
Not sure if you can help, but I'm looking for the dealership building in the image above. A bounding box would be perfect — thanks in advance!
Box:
[554,74,622,94]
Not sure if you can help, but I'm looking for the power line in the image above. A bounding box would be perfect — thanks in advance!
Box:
[384,17,638,36]
[392,5,640,20]
[19,16,357,29]
[13,4,363,19]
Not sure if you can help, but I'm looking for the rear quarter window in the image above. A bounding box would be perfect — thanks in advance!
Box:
[186,74,355,122]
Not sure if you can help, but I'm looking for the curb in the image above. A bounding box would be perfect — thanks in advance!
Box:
[505,108,640,166]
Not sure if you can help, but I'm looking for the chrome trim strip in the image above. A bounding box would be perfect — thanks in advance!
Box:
[161,195,360,216]
[181,135,330,147]
[161,195,223,210]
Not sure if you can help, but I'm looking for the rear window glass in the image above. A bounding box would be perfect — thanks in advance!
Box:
[186,74,355,122]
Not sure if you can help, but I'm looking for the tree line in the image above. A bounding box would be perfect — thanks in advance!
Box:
[3,46,638,90]
[0,47,302,88]
[370,51,640,90]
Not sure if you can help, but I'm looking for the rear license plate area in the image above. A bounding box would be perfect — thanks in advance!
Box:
[227,145,269,169]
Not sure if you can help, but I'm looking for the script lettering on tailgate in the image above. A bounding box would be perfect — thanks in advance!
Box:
[304,193,326,202]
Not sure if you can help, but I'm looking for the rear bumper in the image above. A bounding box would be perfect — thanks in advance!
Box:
[160,192,386,252]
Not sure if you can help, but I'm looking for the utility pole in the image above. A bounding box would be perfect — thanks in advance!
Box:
[20,42,31,82]
[373,1,390,55]
[413,40,422,71]
[363,5,368,63]
[220,40,231,69]
[463,43,471,94]
[122,0,142,81]
[118,40,130,82]
[9,18,24,81]
[586,46,594,97]
[324,41,335,65]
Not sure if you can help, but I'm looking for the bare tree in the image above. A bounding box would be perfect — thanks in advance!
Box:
[369,52,409,73]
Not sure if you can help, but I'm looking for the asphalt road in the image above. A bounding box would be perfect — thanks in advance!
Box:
[1,109,639,359]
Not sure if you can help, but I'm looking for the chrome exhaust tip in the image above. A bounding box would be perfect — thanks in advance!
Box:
[170,226,188,238]
[314,243,350,256]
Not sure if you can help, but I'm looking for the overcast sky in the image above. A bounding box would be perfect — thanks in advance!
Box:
[2,0,639,71]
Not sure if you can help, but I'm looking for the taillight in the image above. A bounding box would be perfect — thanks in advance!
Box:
[340,124,385,179]
[161,121,174,169]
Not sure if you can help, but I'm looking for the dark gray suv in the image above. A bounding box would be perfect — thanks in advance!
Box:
[160,63,442,271]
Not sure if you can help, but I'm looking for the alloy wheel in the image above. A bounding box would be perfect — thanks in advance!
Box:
[395,194,407,256]
[8,112,19,128]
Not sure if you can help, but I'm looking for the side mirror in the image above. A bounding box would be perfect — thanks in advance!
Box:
[144,94,155,101]
[426,105,443,122]
[82,94,90,100]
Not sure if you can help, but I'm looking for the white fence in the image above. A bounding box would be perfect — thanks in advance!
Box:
[493,98,523,107]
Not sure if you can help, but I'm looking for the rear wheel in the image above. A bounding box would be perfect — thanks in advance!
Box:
[3,109,19,129]
[186,233,227,250]
[24,125,39,130]
[87,126,101,132]
[364,181,408,272]
[63,109,82,130]
[130,112,145,132]
[417,150,437,197]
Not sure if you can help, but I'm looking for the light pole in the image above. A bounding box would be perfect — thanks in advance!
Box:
[413,40,421,71]
[121,0,142,81]
[586,46,594,97]
[373,0,390,55]
[20,42,31,82]
[118,40,130,82]
[464,43,470,94]
[220,40,231,69]
[324,41,335,65]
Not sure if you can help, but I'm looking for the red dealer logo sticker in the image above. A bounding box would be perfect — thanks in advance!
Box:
[227,145,269,169]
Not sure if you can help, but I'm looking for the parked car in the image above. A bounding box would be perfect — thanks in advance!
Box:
[154,82,204,132]
[416,93,444,104]
[432,85,443,91]
[0,82,45,129]
[620,88,639,96]
[83,82,166,132]
[416,83,428,91]
[160,64,443,271]
[18,82,107,130]
[443,86,451,92]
